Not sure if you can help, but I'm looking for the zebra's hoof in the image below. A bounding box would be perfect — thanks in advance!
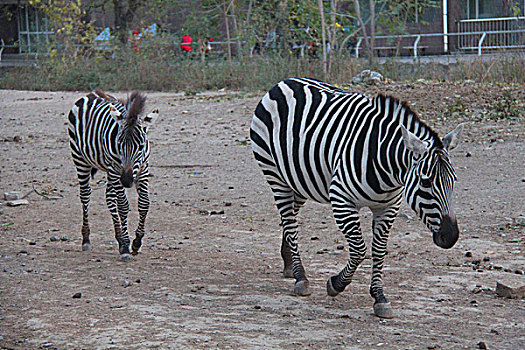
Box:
[373,302,394,319]
[283,267,293,278]
[120,253,132,261]
[293,280,311,296]
[82,243,91,251]
[326,276,340,297]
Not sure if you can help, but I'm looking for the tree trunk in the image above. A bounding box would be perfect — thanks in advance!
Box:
[230,0,242,58]
[112,0,143,44]
[353,0,373,65]
[328,0,338,75]
[223,1,232,62]
[318,0,327,78]
[369,0,375,66]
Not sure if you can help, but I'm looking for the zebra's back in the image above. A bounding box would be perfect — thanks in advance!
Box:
[251,78,393,206]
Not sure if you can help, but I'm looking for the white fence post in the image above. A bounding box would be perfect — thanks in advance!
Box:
[478,32,487,56]
[355,37,363,58]
[413,35,421,58]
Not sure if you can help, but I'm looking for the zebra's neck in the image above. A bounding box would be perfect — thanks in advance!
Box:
[372,94,442,186]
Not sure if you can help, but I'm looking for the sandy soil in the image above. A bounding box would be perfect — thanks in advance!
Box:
[0,82,524,350]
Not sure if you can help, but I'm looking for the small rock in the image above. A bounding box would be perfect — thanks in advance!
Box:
[477,341,487,349]
[495,281,525,299]
[42,343,55,348]
[465,152,472,157]
[29,241,36,245]
[465,251,473,257]
[4,191,21,200]
[122,280,131,287]
[254,305,261,310]
[98,297,104,302]
[72,292,82,299]
[336,244,345,250]
[135,278,141,283]
[483,257,490,262]
[60,236,70,241]
[6,199,29,207]
[471,287,482,294]
[310,236,319,240]
[472,259,481,265]
[50,236,58,242]
[514,269,524,275]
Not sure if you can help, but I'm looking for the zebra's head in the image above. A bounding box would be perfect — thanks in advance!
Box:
[401,123,464,249]
[112,92,158,188]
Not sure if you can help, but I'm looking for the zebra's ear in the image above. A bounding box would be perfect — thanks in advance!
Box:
[442,123,464,151]
[109,105,123,121]
[400,125,427,156]
[142,109,159,133]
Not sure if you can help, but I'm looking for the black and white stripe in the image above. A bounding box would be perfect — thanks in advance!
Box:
[250,78,463,318]
[68,90,157,260]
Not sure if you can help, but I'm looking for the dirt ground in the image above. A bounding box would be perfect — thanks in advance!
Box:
[0,82,524,350]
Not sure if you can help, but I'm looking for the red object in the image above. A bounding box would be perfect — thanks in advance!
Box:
[132,30,139,35]
[209,38,214,42]
[181,34,193,52]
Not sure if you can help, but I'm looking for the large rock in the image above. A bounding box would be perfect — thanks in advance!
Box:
[6,199,29,207]
[352,70,384,85]
[496,280,525,299]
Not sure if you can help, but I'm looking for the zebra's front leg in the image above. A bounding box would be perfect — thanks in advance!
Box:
[369,205,399,319]
[327,199,366,297]
[132,169,150,255]
[76,165,92,251]
[106,177,131,260]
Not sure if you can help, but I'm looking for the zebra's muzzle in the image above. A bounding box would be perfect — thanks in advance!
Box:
[433,215,459,249]
[120,170,134,188]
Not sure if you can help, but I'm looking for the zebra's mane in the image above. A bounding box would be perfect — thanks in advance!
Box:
[374,94,444,149]
[89,90,146,132]
[124,92,146,130]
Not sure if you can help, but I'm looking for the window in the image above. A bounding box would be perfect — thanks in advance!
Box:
[466,0,508,19]
[18,6,53,54]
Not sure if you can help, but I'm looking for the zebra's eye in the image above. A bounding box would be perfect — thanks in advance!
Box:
[420,177,432,188]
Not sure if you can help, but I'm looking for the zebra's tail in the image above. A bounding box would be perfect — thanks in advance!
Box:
[90,168,98,179]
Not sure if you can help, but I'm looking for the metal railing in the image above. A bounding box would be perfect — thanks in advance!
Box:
[458,17,525,50]
[355,28,525,58]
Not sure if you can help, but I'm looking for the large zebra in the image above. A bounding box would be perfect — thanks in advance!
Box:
[68,90,158,260]
[250,78,463,318]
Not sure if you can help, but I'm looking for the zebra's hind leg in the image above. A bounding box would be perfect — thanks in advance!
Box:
[106,176,131,261]
[369,205,400,319]
[132,168,150,255]
[327,192,365,297]
[281,195,306,278]
[75,164,93,252]
[273,187,311,296]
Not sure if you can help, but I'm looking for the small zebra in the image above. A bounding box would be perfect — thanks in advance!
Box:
[250,78,464,318]
[68,90,158,260]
